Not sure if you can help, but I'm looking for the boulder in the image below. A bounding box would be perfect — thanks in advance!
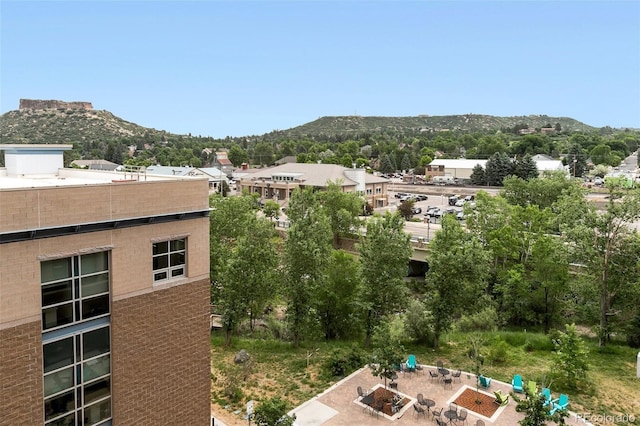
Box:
[234,349,251,364]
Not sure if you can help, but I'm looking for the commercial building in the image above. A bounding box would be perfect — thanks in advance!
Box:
[237,163,389,208]
[0,145,211,425]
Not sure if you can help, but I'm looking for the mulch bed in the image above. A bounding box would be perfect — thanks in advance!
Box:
[364,387,410,417]
[453,388,499,418]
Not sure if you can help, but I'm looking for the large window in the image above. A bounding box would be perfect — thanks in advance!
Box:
[41,252,110,331]
[152,238,186,282]
[41,252,111,426]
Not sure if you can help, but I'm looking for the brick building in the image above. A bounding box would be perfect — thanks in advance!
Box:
[0,145,211,425]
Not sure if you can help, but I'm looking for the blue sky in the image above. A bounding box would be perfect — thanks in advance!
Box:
[2,1,639,138]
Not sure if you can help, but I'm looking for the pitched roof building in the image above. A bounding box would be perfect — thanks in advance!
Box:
[237,163,389,208]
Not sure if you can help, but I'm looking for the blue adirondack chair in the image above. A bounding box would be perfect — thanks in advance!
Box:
[406,354,417,372]
[549,393,569,415]
[478,375,492,388]
[512,374,524,393]
[540,388,552,407]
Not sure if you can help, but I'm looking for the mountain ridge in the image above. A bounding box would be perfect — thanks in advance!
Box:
[0,104,607,145]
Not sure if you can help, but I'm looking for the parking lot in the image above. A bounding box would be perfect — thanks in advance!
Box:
[380,190,474,241]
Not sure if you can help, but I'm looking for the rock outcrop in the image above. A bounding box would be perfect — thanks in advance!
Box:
[19,99,93,110]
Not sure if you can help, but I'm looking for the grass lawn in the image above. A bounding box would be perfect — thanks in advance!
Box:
[210,330,640,425]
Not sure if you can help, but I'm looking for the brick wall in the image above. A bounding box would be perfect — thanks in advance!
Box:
[111,278,211,425]
[0,321,44,425]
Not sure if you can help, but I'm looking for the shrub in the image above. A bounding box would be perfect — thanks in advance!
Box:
[457,307,498,332]
[252,397,296,426]
[323,346,366,377]
[403,299,433,343]
[626,312,640,348]
[487,339,509,364]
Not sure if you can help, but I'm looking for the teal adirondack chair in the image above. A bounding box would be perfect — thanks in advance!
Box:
[406,354,417,371]
[511,374,524,393]
[478,375,492,388]
[540,388,552,407]
[549,393,569,415]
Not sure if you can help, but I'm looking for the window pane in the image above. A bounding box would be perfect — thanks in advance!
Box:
[83,327,110,360]
[81,273,109,297]
[84,355,110,382]
[81,252,109,275]
[170,239,185,251]
[44,367,74,397]
[84,398,111,426]
[153,241,168,255]
[84,377,110,405]
[44,389,75,420]
[153,254,168,270]
[82,295,109,320]
[171,267,184,277]
[170,252,185,267]
[42,304,74,330]
[42,281,73,306]
[154,271,167,281]
[41,258,72,283]
[45,412,75,426]
[44,338,74,373]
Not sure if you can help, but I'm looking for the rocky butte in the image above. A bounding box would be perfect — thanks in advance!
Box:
[19,99,93,110]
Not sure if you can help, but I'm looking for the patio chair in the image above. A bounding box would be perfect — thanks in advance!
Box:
[432,407,443,422]
[437,360,444,369]
[494,390,509,406]
[512,374,524,393]
[452,369,462,382]
[412,403,427,419]
[540,388,552,407]
[474,421,485,426]
[549,393,569,415]
[435,419,448,426]
[357,386,369,398]
[429,370,440,382]
[457,408,468,425]
[478,375,492,388]
[443,376,453,389]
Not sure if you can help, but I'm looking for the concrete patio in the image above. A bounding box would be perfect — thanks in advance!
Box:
[290,364,591,425]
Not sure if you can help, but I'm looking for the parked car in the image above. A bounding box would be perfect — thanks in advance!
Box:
[395,192,407,199]
[455,199,466,207]
[415,195,429,201]
[425,207,442,218]
[412,207,422,214]
[464,195,475,202]
[442,208,456,216]
[448,195,460,206]
[456,211,465,221]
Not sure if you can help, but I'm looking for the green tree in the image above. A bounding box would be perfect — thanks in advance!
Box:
[590,143,612,166]
[513,384,568,425]
[556,185,640,346]
[552,324,589,389]
[254,142,274,165]
[316,180,363,246]
[426,215,491,348]
[470,164,486,185]
[228,145,249,166]
[369,323,404,389]
[219,218,279,345]
[513,154,538,181]
[485,152,514,186]
[283,188,332,347]
[209,194,261,303]
[262,199,280,222]
[252,397,296,426]
[358,213,412,347]
[317,250,362,340]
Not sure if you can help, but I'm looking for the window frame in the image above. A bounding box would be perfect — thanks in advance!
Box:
[152,237,187,283]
